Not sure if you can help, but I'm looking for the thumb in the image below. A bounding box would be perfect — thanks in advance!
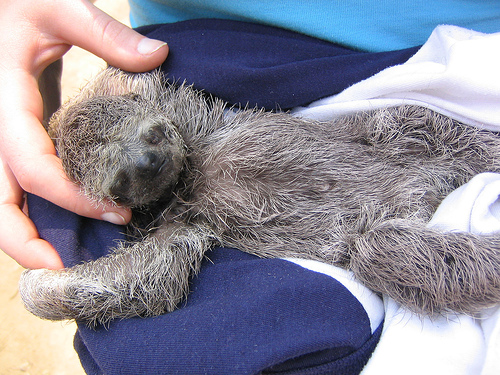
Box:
[57,0,169,72]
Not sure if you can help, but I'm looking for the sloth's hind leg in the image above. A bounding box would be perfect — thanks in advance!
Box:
[349,220,500,315]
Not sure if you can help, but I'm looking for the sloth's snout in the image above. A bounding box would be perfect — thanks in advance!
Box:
[136,152,167,178]
[108,151,178,206]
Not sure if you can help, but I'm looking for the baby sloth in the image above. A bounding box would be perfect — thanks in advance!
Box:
[20,67,500,326]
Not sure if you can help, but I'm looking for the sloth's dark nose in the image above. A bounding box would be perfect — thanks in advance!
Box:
[136,152,165,177]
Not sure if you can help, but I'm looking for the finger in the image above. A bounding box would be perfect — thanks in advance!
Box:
[51,0,169,72]
[0,158,64,269]
[19,153,131,224]
[0,203,64,269]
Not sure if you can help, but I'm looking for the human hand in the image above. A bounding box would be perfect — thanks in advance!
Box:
[0,0,169,269]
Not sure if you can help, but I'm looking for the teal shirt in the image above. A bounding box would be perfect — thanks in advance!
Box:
[129,0,500,52]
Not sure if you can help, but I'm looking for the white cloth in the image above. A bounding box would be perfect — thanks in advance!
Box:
[361,172,500,375]
[293,25,500,132]
[292,25,500,375]
[362,299,488,375]
[428,173,500,234]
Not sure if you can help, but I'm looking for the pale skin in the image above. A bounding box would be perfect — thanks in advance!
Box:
[0,0,169,269]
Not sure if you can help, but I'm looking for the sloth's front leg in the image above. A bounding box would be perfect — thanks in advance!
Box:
[19,223,213,327]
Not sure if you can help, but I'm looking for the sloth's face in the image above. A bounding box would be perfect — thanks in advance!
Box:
[53,94,186,208]
[103,115,186,207]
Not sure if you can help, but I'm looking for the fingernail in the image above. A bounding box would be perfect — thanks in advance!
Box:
[101,212,127,225]
[137,38,168,55]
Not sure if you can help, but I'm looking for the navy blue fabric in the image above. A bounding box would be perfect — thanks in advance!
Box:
[136,19,420,110]
[24,19,423,374]
[72,249,382,375]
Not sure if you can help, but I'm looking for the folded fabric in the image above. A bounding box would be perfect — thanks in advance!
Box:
[293,25,500,131]
[428,173,500,234]
[73,249,384,375]
[27,19,422,374]
[136,19,419,110]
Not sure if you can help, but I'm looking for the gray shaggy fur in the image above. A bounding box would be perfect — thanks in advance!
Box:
[19,67,500,326]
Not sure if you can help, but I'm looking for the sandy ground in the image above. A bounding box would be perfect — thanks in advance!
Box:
[0,1,129,374]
